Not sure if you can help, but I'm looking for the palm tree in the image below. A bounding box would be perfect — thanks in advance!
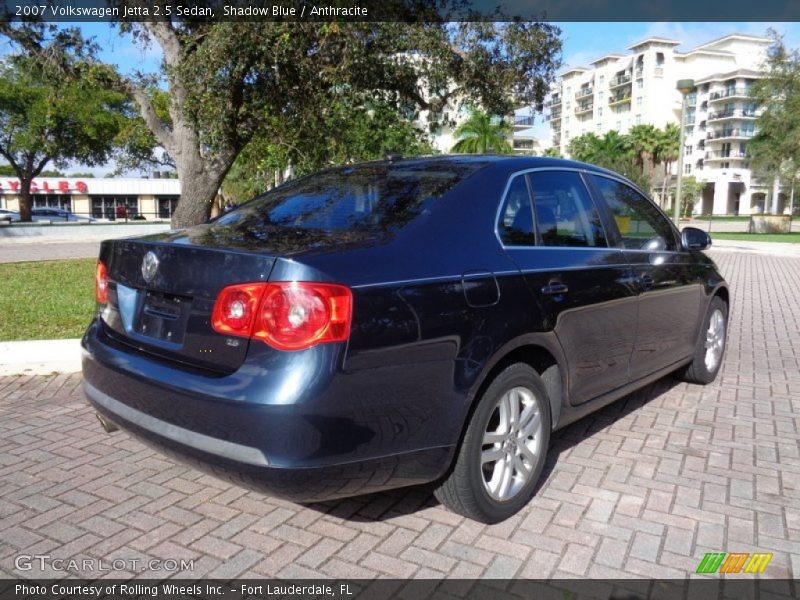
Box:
[451,110,513,154]
[598,130,632,160]
[567,133,602,163]
[542,147,562,158]
[628,124,661,183]
[655,124,680,209]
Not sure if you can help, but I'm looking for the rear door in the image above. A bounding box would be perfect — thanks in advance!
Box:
[498,169,638,405]
[586,174,704,381]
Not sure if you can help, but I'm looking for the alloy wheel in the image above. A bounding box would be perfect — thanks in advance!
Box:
[481,386,544,501]
[704,308,726,372]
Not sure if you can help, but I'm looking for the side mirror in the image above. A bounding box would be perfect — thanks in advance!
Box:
[681,226,711,250]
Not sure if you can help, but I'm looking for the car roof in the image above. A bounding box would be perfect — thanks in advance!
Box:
[357,154,633,182]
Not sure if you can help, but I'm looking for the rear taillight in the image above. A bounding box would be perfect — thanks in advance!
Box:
[211,282,353,351]
[95,261,109,304]
[211,283,265,336]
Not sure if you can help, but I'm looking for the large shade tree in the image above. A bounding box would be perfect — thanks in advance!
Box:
[749,31,800,211]
[0,27,130,221]
[3,14,562,228]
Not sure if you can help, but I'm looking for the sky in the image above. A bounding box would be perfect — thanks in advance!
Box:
[4,21,800,175]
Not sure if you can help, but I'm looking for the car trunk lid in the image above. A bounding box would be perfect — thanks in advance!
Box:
[99,237,276,373]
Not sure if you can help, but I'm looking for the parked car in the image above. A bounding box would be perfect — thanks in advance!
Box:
[82,156,728,523]
[0,209,20,222]
[31,207,95,222]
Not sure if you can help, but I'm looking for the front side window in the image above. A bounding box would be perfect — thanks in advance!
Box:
[529,171,607,247]
[589,175,677,252]
[498,175,535,246]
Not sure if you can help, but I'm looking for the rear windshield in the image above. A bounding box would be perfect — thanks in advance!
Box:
[213,162,484,234]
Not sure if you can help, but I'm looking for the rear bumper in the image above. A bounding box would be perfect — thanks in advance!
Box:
[81,320,454,502]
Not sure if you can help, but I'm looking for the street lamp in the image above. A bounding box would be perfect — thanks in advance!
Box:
[674,79,695,226]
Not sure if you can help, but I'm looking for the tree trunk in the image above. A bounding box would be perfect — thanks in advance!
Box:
[18,179,33,222]
[166,119,232,229]
[171,169,225,228]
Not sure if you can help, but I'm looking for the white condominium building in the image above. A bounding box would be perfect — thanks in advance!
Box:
[533,33,790,216]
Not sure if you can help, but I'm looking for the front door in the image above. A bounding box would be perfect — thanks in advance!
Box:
[498,170,638,405]
[587,174,705,381]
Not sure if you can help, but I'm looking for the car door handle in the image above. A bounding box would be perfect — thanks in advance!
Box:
[541,281,569,295]
[639,274,655,290]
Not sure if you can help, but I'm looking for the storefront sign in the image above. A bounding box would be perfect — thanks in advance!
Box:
[0,179,88,193]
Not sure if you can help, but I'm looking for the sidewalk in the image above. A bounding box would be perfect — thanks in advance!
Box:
[0,339,82,376]
[709,238,800,256]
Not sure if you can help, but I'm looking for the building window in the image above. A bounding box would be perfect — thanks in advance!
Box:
[635,115,642,125]
[158,196,180,219]
[91,195,138,220]
[684,144,692,155]
[637,79,644,89]
[599,75,605,86]
[636,96,643,107]
[31,194,72,211]
[615,121,621,130]
[684,163,691,175]
[598,107,603,117]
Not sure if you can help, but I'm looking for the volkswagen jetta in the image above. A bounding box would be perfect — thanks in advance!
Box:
[82,156,728,522]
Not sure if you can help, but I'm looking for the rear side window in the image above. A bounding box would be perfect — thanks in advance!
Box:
[589,175,677,251]
[214,162,485,234]
[498,175,536,246]
[529,171,607,247]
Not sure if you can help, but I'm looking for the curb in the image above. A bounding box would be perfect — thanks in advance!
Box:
[0,339,82,376]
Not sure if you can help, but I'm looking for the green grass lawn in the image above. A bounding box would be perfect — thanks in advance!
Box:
[0,258,95,341]
[711,232,800,243]
[690,215,753,222]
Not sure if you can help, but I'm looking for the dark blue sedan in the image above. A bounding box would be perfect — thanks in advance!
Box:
[82,156,728,522]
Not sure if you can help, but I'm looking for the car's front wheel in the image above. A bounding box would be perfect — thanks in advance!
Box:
[435,363,551,523]
[678,296,728,384]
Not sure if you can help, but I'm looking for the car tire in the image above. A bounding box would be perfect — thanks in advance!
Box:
[677,296,728,385]
[434,363,551,523]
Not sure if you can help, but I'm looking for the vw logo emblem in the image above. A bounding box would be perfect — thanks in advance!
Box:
[141,251,159,283]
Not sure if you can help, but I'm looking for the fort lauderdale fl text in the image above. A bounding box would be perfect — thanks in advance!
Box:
[17,583,355,598]
[33,3,369,18]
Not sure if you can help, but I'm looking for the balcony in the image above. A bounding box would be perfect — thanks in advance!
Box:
[549,109,562,121]
[513,139,536,154]
[575,87,594,99]
[545,96,562,108]
[708,109,757,121]
[705,150,748,160]
[608,94,631,107]
[709,87,752,102]
[609,74,632,89]
[513,116,535,128]
[575,102,594,115]
[706,128,757,140]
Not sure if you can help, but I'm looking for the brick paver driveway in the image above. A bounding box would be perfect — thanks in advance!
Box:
[1,251,799,579]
